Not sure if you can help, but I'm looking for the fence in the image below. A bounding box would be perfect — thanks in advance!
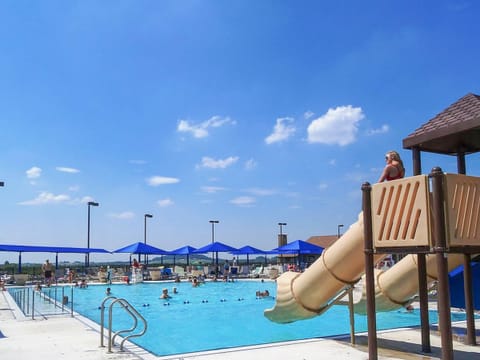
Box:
[8,285,74,319]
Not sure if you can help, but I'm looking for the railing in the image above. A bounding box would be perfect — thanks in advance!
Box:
[8,285,74,319]
[99,296,147,353]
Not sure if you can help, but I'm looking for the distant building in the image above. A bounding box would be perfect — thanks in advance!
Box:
[306,235,339,249]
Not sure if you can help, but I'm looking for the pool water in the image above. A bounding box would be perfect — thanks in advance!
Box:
[67,281,466,356]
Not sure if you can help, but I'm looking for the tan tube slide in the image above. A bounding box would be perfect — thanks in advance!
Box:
[264,213,464,324]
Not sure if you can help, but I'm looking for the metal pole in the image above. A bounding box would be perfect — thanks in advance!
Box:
[71,286,74,317]
[86,201,99,268]
[362,181,377,360]
[463,254,476,345]
[209,220,219,271]
[87,204,91,268]
[337,224,344,238]
[348,286,355,345]
[144,214,153,265]
[430,167,453,360]
[417,254,431,352]
[412,146,431,353]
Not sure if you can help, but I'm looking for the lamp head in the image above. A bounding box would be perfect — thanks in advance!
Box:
[88,201,99,207]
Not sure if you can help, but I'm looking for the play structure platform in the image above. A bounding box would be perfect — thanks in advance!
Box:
[265,169,480,360]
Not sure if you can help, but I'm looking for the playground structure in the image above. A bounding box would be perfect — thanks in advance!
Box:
[265,172,479,316]
[265,93,480,360]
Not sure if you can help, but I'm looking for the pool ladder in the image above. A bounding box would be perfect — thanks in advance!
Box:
[99,296,147,353]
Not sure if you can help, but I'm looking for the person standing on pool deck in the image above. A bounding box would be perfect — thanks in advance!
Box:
[42,259,53,286]
[223,260,230,277]
[378,150,405,183]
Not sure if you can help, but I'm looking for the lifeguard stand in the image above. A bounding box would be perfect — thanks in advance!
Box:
[363,93,480,360]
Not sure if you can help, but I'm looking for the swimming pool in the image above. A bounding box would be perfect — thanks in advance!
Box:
[66,281,465,357]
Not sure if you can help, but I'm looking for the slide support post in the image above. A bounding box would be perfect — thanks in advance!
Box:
[362,181,378,360]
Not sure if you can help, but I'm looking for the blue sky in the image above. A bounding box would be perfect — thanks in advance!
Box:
[1,1,479,264]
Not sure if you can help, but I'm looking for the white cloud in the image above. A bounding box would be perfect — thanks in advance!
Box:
[244,158,257,170]
[366,124,389,135]
[157,198,174,207]
[68,185,80,192]
[129,159,147,165]
[304,111,315,119]
[146,176,180,186]
[245,188,276,196]
[265,117,296,144]
[201,186,226,193]
[307,105,365,146]
[329,159,336,166]
[177,116,236,138]
[230,196,256,206]
[56,166,80,173]
[198,156,239,169]
[108,211,135,219]
[318,183,328,190]
[80,196,95,203]
[18,191,70,205]
[26,166,42,179]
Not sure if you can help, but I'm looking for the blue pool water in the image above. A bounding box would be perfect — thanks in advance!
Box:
[65,281,466,356]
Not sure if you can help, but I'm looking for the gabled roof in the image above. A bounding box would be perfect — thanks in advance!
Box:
[306,235,339,249]
[403,93,480,155]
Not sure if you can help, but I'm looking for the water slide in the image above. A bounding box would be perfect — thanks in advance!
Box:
[264,212,465,324]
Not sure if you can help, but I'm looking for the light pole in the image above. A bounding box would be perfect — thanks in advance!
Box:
[86,201,99,268]
[209,220,219,243]
[337,224,344,238]
[209,220,219,272]
[144,213,153,265]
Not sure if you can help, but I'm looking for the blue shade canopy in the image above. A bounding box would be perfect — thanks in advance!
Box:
[167,245,197,255]
[193,241,238,253]
[0,244,110,253]
[0,244,111,272]
[449,262,480,310]
[112,242,167,255]
[230,245,268,255]
[273,240,324,254]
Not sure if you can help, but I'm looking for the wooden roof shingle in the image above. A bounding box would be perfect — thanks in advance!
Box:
[403,93,480,155]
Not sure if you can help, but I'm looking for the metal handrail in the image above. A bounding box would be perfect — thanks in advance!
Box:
[114,300,147,351]
[99,296,147,353]
[8,286,73,319]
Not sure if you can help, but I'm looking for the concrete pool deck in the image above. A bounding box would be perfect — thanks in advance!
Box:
[1,290,479,360]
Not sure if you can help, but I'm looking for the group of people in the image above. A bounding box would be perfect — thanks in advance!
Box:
[160,286,178,299]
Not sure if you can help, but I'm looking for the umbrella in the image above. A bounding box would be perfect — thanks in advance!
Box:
[273,240,324,267]
[193,241,238,274]
[113,242,167,262]
[230,245,268,267]
[167,245,197,266]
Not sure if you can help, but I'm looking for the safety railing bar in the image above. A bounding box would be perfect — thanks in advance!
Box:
[102,297,147,353]
[112,304,138,344]
[100,296,118,347]
[118,301,147,351]
[108,298,143,353]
